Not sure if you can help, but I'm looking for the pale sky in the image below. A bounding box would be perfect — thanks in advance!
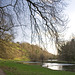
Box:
[14,0,75,55]
[48,0,75,54]
[64,0,75,40]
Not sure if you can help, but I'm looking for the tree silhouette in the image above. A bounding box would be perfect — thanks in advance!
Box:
[58,38,75,61]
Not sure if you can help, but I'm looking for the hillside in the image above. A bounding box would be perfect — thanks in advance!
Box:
[0,39,54,61]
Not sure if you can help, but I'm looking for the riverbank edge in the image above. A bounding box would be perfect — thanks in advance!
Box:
[44,60,75,64]
[0,58,75,64]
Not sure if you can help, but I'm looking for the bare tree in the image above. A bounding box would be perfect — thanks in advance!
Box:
[0,0,67,45]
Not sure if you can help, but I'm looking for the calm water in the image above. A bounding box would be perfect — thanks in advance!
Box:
[42,63,75,72]
[21,61,75,72]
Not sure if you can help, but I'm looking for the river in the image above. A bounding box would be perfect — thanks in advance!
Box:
[42,63,75,72]
[21,60,75,72]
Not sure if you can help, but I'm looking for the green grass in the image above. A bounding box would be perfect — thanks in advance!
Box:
[0,60,75,75]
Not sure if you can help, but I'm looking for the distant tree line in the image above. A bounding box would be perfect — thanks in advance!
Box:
[58,38,75,61]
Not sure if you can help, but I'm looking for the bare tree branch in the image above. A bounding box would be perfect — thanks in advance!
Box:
[0,0,67,48]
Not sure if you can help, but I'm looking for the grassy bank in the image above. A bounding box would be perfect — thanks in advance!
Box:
[0,60,75,75]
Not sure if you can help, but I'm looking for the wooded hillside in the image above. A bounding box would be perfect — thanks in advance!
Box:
[0,39,54,61]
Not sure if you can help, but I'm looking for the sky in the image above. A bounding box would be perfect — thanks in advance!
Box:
[14,0,75,55]
[45,0,75,55]
[64,0,75,40]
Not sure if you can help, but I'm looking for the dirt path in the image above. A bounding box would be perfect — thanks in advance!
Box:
[0,69,6,75]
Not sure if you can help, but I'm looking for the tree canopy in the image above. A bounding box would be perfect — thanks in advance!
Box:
[0,39,54,61]
[58,38,75,61]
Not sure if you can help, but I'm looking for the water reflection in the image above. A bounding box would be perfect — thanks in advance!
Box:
[22,61,41,65]
[42,63,75,72]
[47,59,58,61]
